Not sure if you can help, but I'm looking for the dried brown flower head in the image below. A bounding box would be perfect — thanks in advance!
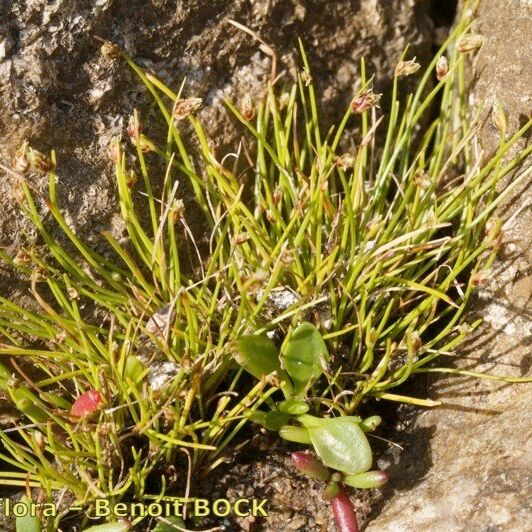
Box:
[336,153,355,171]
[27,147,55,173]
[240,93,255,121]
[436,56,449,82]
[395,58,421,78]
[457,34,484,54]
[107,137,121,162]
[173,97,202,121]
[350,90,381,114]
[127,110,141,143]
[100,42,121,60]
[12,142,30,173]
[491,100,508,135]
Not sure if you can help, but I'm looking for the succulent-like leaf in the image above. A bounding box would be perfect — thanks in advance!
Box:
[11,388,48,423]
[359,415,382,432]
[71,389,104,417]
[330,485,359,532]
[0,362,10,392]
[249,410,291,431]
[342,470,388,489]
[278,399,310,415]
[291,451,331,481]
[279,424,312,444]
[298,414,372,474]
[124,354,146,383]
[0,362,11,380]
[40,391,71,409]
[15,496,41,532]
[281,322,328,396]
[232,334,281,380]
[322,480,340,500]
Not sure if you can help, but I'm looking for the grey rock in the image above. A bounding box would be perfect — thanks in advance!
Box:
[366,1,532,530]
[0,0,432,265]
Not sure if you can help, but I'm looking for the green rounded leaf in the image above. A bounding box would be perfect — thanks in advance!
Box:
[298,414,372,474]
[232,334,281,379]
[249,410,291,431]
[278,399,310,415]
[360,415,382,432]
[281,322,328,395]
[16,496,41,532]
[263,411,292,431]
[279,425,312,444]
[124,354,146,383]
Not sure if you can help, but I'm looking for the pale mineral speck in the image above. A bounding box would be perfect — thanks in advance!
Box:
[483,301,532,337]
[148,361,180,391]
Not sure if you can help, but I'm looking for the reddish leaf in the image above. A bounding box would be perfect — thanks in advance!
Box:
[331,485,359,532]
[291,451,331,481]
[71,389,104,417]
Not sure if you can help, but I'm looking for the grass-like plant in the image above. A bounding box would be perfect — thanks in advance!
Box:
[0,9,530,531]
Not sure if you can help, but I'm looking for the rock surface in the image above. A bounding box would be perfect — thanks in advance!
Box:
[0,0,432,258]
[366,1,532,530]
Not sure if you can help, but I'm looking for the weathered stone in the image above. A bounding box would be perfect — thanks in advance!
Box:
[366,1,532,530]
[0,0,432,258]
